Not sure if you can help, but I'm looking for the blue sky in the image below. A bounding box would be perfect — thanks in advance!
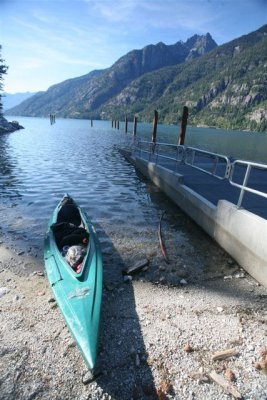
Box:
[1,0,267,93]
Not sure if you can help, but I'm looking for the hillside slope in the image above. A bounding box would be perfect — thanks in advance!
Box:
[101,24,267,132]
[6,34,217,118]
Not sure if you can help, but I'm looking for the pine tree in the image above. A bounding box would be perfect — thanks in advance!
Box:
[0,46,8,116]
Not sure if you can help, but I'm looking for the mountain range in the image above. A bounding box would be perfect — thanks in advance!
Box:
[6,25,267,132]
[2,91,36,111]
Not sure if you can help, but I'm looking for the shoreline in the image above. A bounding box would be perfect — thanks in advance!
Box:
[1,233,267,399]
[0,115,24,134]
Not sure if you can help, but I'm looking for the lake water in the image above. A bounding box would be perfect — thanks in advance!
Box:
[0,116,266,278]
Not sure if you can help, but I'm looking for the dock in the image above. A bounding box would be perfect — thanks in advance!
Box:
[120,140,267,288]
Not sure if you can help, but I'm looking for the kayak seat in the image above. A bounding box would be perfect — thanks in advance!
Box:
[51,222,89,249]
[60,232,89,248]
[57,204,81,227]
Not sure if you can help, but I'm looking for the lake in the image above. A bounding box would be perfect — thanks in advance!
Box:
[0,116,266,274]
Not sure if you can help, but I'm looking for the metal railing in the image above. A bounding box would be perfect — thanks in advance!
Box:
[132,139,267,209]
[134,140,231,179]
[229,159,267,207]
[184,146,231,180]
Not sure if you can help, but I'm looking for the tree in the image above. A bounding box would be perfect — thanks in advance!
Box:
[0,45,8,116]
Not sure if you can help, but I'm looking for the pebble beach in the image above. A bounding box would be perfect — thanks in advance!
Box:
[1,220,267,400]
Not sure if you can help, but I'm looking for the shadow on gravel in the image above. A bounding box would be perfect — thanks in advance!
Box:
[92,222,157,400]
[130,169,267,306]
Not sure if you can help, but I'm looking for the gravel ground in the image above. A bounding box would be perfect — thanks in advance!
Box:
[0,224,267,400]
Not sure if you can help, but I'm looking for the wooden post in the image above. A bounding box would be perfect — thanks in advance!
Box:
[114,120,117,129]
[133,116,137,137]
[178,106,189,145]
[91,119,93,127]
[125,116,128,133]
[117,120,120,130]
[152,110,158,143]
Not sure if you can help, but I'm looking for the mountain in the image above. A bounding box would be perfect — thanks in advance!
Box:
[2,92,36,112]
[6,34,217,118]
[6,25,267,132]
[101,24,267,132]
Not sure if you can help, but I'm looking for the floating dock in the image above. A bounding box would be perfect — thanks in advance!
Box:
[120,142,267,288]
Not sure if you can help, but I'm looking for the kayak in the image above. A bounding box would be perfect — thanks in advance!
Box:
[44,194,102,371]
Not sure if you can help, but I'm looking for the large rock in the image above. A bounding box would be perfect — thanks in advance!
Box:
[0,116,24,134]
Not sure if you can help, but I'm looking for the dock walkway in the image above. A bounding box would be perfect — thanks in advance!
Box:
[134,150,267,220]
[120,143,267,288]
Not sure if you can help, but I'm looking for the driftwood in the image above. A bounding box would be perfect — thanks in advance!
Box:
[122,259,149,275]
[158,212,169,264]
[212,348,238,361]
[209,370,242,399]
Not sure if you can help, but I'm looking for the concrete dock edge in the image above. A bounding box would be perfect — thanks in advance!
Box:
[120,149,267,288]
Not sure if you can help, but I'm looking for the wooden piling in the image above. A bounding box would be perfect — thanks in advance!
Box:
[152,110,158,143]
[91,119,93,127]
[117,120,120,130]
[178,106,189,145]
[50,114,56,125]
[133,116,137,137]
[125,116,128,133]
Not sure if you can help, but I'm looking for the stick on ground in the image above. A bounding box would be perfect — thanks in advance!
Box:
[158,212,169,264]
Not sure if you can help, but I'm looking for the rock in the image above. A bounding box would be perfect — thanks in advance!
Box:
[253,357,267,372]
[48,297,56,303]
[259,347,267,357]
[123,275,132,283]
[0,116,24,133]
[234,272,245,278]
[180,279,188,285]
[122,258,149,275]
[82,369,100,384]
[0,287,10,298]
[183,343,193,353]
[217,307,223,313]
[17,251,25,256]
[225,368,236,382]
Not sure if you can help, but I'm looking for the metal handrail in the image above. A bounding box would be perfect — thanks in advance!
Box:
[184,147,231,180]
[154,143,185,167]
[229,159,267,207]
[134,140,230,179]
[132,140,267,208]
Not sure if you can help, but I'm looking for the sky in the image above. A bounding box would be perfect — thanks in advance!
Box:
[1,0,267,94]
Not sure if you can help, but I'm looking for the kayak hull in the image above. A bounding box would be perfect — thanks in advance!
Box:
[44,195,102,370]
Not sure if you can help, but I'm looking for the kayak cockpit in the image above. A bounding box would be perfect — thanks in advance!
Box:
[51,196,90,275]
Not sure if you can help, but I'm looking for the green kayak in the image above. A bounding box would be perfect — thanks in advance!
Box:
[44,195,102,371]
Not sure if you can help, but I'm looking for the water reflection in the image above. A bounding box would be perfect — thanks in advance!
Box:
[0,134,22,201]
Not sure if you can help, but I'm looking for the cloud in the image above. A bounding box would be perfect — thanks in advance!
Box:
[86,0,137,22]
